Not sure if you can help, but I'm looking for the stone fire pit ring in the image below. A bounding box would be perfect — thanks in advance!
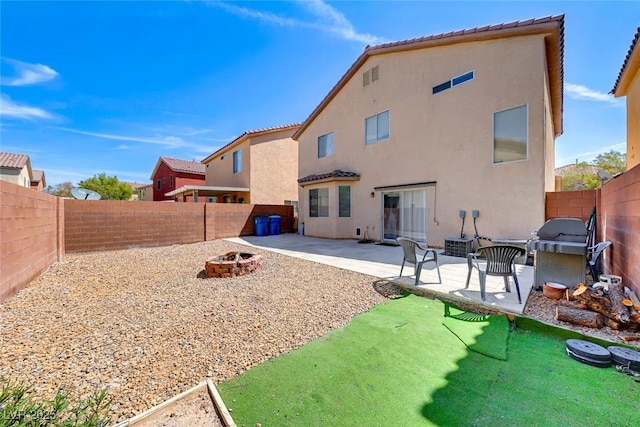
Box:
[205,251,262,278]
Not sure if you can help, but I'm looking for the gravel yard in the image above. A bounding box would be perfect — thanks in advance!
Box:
[0,240,400,423]
[2,239,636,424]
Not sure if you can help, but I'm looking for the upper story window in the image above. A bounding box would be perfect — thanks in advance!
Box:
[169,175,174,187]
[318,132,334,158]
[365,110,390,145]
[432,71,474,94]
[156,180,161,190]
[493,104,528,164]
[233,149,242,173]
[309,188,329,218]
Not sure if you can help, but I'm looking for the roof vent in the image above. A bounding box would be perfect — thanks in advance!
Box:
[363,69,371,86]
[371,65,379,81]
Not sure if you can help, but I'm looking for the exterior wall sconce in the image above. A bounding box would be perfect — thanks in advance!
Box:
[370,191,375,198]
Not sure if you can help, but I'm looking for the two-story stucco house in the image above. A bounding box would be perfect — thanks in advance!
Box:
[294,16,564,247]
[168,124,300,206]
[0,152,33,189]
[612,26,640,170]
[149,156,206,201]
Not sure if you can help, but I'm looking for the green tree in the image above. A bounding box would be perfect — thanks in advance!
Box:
[78,173,133,200]
[44,181,75,197]
[592,150,626,175]
[560,150,627,191]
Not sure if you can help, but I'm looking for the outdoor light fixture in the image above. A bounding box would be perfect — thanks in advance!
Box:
[370,191,375,198]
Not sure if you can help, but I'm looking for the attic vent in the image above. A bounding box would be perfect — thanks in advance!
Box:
[363,69,371,86]
[371,65,379,82]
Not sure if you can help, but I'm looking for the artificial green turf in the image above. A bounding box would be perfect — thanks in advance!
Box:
[442,304,510,360]
[217,295,639,426]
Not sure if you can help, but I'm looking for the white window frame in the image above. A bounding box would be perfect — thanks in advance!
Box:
[365,110,390,145]
[309,188,329,218]
[233,149,243,173]
[338,185,351,218]
[493,104,528,164]
[318,132,334,158]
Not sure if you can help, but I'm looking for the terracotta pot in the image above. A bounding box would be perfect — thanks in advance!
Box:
[543,282,567,300]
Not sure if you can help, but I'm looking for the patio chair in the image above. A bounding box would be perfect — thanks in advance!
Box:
[465,244,525,303]
[397,237,441,285]
[587,241,612,281]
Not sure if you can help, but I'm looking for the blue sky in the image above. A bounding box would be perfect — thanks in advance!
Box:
[1,1,638,187]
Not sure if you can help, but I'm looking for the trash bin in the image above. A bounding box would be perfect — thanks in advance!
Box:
[254,216,269,236]
[268,215,281,235]
[299,221,304,236]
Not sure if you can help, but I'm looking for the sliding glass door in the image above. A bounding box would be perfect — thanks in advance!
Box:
[382,189,427,243]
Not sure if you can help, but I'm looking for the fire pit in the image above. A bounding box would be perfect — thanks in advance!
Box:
[205,251,262,278]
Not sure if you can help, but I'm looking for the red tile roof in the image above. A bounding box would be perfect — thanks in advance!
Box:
[293,15,565,139]
[298,169,360,184]
[160,156,206,175]
[201,123,300,164]
[611,26,640,96]
[0,152,29,169]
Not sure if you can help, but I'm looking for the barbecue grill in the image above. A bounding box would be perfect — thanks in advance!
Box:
[530,218,588,290]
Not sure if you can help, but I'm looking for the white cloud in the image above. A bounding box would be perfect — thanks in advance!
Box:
[0,94,53,119]
[54,126,215,153]
[1,58,59,86]
[557,141,626,166]
[565,83,620,104]
[209,0,380,45]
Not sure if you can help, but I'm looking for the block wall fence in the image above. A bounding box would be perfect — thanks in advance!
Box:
[1,168,638,302]
[0,180,293,302]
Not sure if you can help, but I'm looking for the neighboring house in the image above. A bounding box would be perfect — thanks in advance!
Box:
[122,181,152,201]
[149,157,206,201]
[294,16,564,246]
[0,152,33,189]
[611,26,640,170]
[30,169,46,191]
[168,123,300,206]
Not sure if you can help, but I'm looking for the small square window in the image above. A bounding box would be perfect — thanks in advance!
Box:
[365,110,390,145]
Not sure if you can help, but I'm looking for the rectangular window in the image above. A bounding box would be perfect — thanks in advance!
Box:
[169,175,174,187]
[433,70,474,94]
[309,188,329,218]
[365,110,390,144]
[284,200,299,214]
[233,149,242,173]
[494,105,528,163]
[156,180,161,190]
[338,186,351,218]
[318,132,334,158]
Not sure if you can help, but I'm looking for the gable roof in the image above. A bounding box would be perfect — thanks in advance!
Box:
[149,156,206,180]
[0,152,30,169]
[201,123,300,164]
[31,169,45,186]
[293,15,565,140]
[611,26,640,96]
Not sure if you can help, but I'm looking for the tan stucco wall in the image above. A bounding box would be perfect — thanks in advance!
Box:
[298,35,554,245]
[249,131,299,205]
[0,166,31,188]
[627,69,640,170]
[204,139,251,190]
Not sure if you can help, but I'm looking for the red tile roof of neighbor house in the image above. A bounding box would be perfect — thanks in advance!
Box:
[31,169,45,183]
[293,15,565,140]
[201,123,300,164]
[611,26,640,96]
[298,169,361,184]
[0,152,30,169]
[160,156,206,175]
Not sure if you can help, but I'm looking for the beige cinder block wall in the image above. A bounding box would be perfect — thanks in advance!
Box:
[249,130,299,205]
[298,34,558,245]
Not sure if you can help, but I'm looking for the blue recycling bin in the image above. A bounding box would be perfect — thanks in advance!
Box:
[268,215,281,235]
[254,216,269,236]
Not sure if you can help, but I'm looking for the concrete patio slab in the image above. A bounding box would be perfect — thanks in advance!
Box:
[226,234,534,315]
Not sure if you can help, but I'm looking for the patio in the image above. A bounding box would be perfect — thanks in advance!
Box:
[226,234,534,314]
